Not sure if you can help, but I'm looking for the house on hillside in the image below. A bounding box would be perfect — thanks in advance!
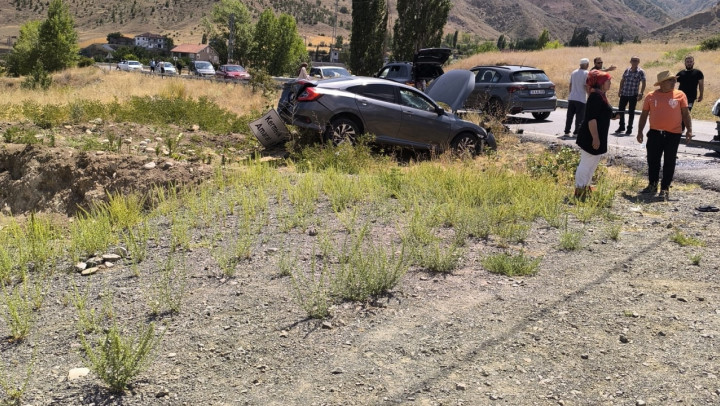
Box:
[170,44,219,64]
[135,33,168,49]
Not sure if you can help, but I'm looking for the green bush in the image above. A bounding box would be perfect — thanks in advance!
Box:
[482,251,541,276]
[700,36,720,51]
[77,56,95,68]
[20,62,52,91]
[527,146,580,181]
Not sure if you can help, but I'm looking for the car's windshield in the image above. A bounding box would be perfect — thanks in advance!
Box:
[225,65,245,72]
[512,70,550,82]
[323,68,350,77]
[195,62,212,69]
[128,61,140,65]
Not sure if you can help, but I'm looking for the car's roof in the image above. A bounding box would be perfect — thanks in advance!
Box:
[310,76,418,90]
[221,64,243,67]
[471,65,544,72]
[127,60,140,64]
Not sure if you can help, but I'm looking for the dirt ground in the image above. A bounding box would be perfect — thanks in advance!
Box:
[1,123,719,405]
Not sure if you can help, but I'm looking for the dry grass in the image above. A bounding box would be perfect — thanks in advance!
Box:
[0,66,272,116]
[449,42,720,120]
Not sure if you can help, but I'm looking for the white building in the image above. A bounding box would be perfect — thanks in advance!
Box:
[134,33,167,49]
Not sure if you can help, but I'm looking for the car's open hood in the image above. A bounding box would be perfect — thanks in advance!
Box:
[426,69,474,113]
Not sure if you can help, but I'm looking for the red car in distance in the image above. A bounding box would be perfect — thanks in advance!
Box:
[216,64,251,80]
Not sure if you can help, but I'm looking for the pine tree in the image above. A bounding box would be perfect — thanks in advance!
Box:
[392,0,451,61]
[349,0,387,76]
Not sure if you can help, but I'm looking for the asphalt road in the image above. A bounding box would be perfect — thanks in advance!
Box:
[506,108,720,192]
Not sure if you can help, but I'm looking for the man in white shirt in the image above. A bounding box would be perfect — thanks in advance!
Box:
[564,58,589,137]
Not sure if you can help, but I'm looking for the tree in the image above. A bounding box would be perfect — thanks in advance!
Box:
[496,34,507,50]
[249,9,306,75]
[202,0,253,66]
[568,27,590,47]
[38,0,79,72]
[6,20,42,76]
[392,0,451,61]
[537,29,550,49]
[107,32,123,42]
[349,0,387,76]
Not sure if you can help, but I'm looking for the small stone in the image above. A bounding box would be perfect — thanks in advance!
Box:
[321,321,332,329]
[143,161,156,170]
[308,227,318,236]
[677,297,688,302]
[102,253,121,261]
[331,367,344,374]
[167,353,177,358]
[456,382,467,391]
[619,335,629,344]
[279,330,289,338]
[123,138,132,144]
[636,400,646,406]
[68,367,90,381]
[191,124,200,131]
[162,161,174,170]
[103,261,114,268]
[81,267,99,276]
[75,262,87,272]
[581,354,589,359]
[156,388,169,398]
[114,247,128,257]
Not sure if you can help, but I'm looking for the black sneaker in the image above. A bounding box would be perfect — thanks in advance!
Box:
[625,128,633,135]
[615,127,625,134]
[658,189,669,200]
[640,184,658,194]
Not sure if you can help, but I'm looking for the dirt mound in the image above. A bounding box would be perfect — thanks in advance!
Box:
[0,143,212,216]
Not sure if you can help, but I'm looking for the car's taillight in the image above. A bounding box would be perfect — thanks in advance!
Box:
[549,85,556,90]
[507,85,527,93]
[297,86,322,102]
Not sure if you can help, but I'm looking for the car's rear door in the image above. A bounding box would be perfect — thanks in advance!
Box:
[468,68,499,109]
[347,83,401,140]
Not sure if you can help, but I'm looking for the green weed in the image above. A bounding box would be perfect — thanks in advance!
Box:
[559,229,583,251]
[290,251,332,319]
[482,251,541,277]
[80,321,161,393]
[670,230,704,247]
[148,253,187,316]
[689,253,702,266]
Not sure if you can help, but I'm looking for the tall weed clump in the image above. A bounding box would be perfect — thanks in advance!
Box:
[80,321,162,393]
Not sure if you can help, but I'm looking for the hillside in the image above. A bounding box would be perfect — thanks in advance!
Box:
[0,0,719,48]
[651,2,720,41]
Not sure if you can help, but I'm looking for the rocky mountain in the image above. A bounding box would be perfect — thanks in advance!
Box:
[0,0,718,46]
[651,2,720,41]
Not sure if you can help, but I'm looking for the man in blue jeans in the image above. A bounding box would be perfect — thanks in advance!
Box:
[616,56,646,135]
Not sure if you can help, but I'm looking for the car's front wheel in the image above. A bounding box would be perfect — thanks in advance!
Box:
[451,132,479,155]
[532,112,551,121]
[325,117,361,145]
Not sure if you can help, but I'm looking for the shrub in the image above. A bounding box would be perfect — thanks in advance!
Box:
[20,62,52,91]
[77,56,95,67]
[700,36,720,51]
[482,251,541,276]
[80,321,161,393]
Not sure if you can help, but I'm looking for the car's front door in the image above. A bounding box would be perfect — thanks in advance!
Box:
[348,84,401,140]
[397,88,450,148]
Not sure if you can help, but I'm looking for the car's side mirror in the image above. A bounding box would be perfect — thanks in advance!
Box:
[435,106,445,116]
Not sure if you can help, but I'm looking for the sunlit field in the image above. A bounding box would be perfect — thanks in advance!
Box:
[0,67,271,117]
[449,42,720,120]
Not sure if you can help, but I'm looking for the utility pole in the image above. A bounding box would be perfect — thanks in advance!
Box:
[228,13,235,63]
[330,0,338,62]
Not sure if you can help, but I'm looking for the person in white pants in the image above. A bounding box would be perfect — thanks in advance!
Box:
[574,70,620,198]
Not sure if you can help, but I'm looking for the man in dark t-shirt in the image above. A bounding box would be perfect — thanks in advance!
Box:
[676,55,704,111]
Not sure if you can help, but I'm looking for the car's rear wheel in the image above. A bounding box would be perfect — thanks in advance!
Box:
[325,117,361,145]
[532,112,551,121]
[486,99,505,119]
[451,132,479,155]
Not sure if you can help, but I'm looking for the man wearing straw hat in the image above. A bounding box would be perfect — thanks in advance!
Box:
[636,71,693,200]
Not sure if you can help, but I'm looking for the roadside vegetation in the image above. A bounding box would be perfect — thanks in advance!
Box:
[0,42,709,400]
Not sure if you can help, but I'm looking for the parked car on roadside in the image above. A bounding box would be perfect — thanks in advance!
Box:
[309,65,352,79]
[190,60,216,77]
[215,64,251,80]
[277,71,495,154]
[467,65,557,120]
[118,60,143,72]
[159,62,176,75]
[375,48,451,89]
